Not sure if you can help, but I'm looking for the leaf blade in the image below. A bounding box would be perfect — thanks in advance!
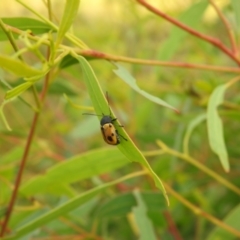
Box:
[75,55,169,205]
[207,84,229,171]
[112,62,178,112]
[0,54,42,77]
[56,0,80,45]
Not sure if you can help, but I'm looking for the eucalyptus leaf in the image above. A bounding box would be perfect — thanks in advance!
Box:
[0,17,53,41]
[132,190,157,240]
[56,0,80,45]
[0,54,42,77]
[6,173,145,240]
[75,55,169,204]
[20,148,129,196]
[207,84,229,172]
[112,62,178,112]
[5,82,33,100]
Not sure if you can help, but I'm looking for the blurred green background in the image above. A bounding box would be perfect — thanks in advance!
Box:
[1,0,240,239]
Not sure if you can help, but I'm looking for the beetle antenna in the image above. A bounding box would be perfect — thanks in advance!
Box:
[106,91,112,116]
[82,113,102,117]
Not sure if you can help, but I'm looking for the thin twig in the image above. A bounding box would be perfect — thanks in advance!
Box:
[209,0,238,55]
[136,0,240,65]
[0,113,40,237]
[164,183,240,238]
[80,49,240,74]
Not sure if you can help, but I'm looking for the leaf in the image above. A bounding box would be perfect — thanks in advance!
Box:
[207,84,229,172]
[75,55,169,205]
[59,54,96,69]
[0,147,24,165]
[0,17,54,41]
[20,148,129,196]
[207,204,240,240]
[157,0,208,60]
[131,190,157,240]
[97,192,166,218]
[231,0,240,34]
[0,54,42,77]
[183,114,206,154]
[59,54,79,69]
[112,62,179,113]
[6,173,145,240]
[0,101,12,131]
[5,82,33,100]
[56,0,80,45]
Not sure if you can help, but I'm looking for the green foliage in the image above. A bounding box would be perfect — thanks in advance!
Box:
[1,0,240,240]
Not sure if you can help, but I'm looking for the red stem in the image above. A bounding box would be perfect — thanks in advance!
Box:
[0,113,40,236]
[0,67,51,238]
[163,211,183,240]
[136,0,240,66]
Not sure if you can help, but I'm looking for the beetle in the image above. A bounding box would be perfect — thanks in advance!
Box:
[83,93,127,145]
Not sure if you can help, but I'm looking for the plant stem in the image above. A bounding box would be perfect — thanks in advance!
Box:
[164,183,240,238]
[0,46,52,240]
[157,140,240,196]
[209,0,238,55]
[0,112,40,237]
[80,49,240,74]
[136,0,240,66]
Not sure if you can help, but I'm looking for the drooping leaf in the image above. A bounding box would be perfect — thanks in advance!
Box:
[6,173,145,240]
[0,54,42,77]
[131,190,157,240]
[112,62,179,113]
[207,204,240,240]
[75,55,169,205]
[97,192,166,218]
[183,114,206,154]
[207,84,229,172]
[20,148,129,196]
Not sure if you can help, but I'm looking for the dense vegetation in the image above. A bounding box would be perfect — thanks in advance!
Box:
[1,0,240,239]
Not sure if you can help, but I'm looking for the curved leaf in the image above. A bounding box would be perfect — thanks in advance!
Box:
[112,62,179,113]
[75,55,169,205]
[6,172,145,240]
[56,0,80,45]
[5,82,33,100]
[207,84,229,172]
[0,17,53,41]
[0,54,42,77]
[20,148,129,196]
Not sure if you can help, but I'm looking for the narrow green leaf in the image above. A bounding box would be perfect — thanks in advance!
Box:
[207,204,240,240]
[20,148,129,196]
[4,82,33,100]
[56,0,80,45]
[59,54,78,69]
[207,85,229,171]
[75,55,169,205]
[112,62,178,113]
[0,17,53,41]
[231,0,240,34]
[0,147,23,165]
[0,54,42,77]
[183,114,206,154]
[97,192,166,218]
[0,102,12,131]
[158,0,208,60]
[5,82,33,100]
[6,173,145,240]
[132,190,157,240]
